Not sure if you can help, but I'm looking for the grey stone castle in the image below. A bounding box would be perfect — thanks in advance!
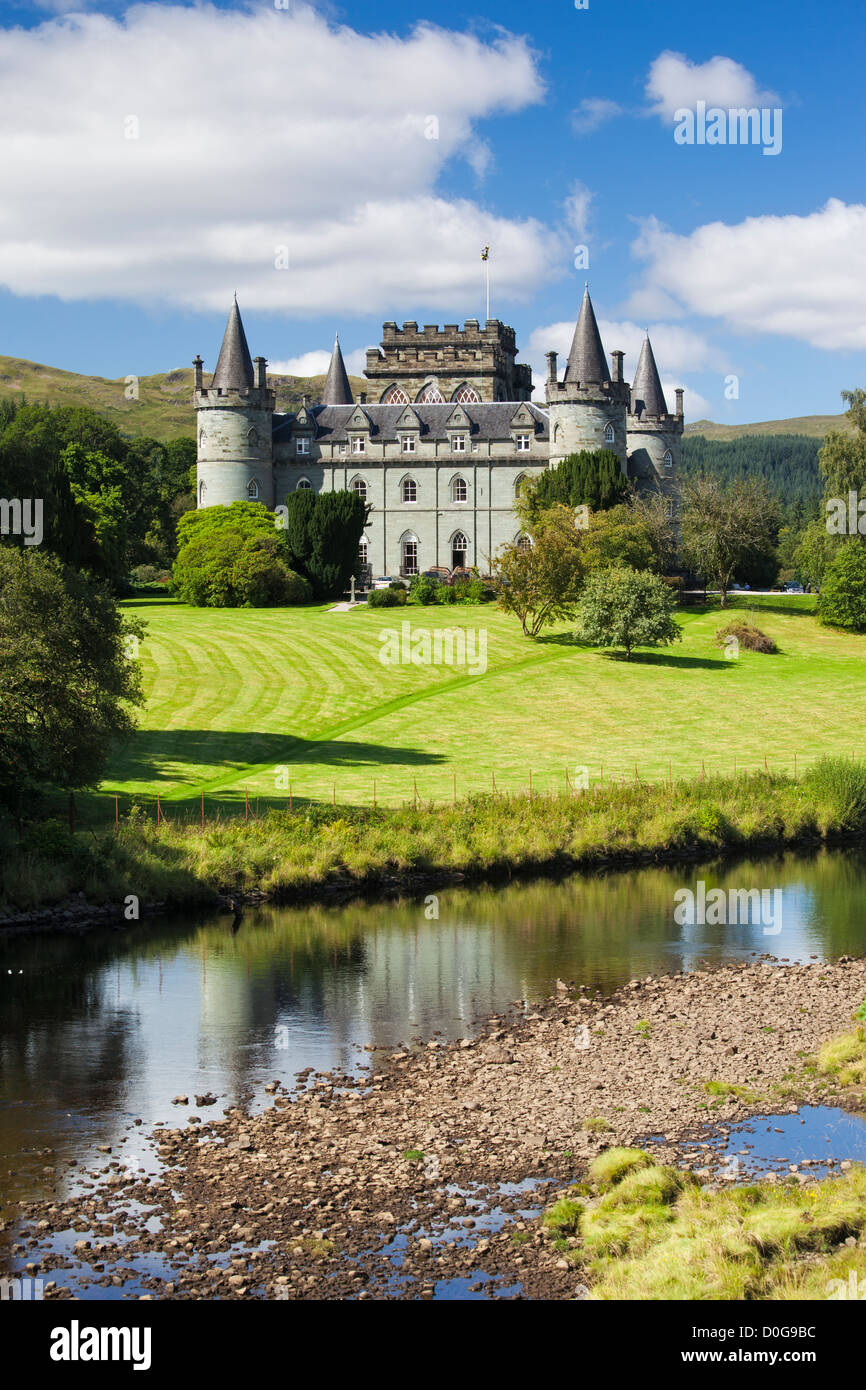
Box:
[194,287,683,577]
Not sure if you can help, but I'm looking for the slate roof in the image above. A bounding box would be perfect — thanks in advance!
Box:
[211,295,255,392]
[272,402,549,444]
[564,285,610,385]
[322,335,353,405]
[630,335,668,418]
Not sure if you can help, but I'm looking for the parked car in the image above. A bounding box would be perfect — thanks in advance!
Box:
[421,567,451,583]
[449,566,473,583]
[372,575,403,590]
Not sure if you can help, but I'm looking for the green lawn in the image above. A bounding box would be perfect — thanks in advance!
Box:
[99,592,866,814]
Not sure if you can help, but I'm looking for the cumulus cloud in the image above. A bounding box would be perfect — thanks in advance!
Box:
[627,200,866,350]
[645,51,780,122]
[0,4,558,313]
[269,345,370,377]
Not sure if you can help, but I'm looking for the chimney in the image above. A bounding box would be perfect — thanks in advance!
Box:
[675,388,684,418]
[545,350,558,384]
[254,356,267,390]
[611,349,624,384]
[359,392,367,405]
[302,393,311,408]
[193,355,203,391]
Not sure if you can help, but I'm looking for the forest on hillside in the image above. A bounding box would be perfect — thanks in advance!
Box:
[682,434,822,524]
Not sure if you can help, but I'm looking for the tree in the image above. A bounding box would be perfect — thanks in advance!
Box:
[520,449,629,524]
[817,542,866,631]
[680,477,779,605]
[173,502,311,607]
[579,503,655,573]
[576,567,682,661]
[281,489,367,598]
[491,503,584,637]
[818,389,866,499]
[0,548,144,820]
[629,491,677,574]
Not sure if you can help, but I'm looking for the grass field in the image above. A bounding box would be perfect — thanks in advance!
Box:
[90,592,866,817]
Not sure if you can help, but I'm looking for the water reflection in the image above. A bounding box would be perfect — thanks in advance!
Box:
[2,846,866,1222]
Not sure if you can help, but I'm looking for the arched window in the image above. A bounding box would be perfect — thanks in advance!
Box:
[247,426,259,448]
[358,536,369,569]
[663,450,673,470]
[451,530,468,570]
[401,477,417,503]
[382,385,409,404]
[453,384,480,404]
[604,422,615,445]
[198,479,207,505]
[401,532,419,576]
[515,473,528,499]
[247,478,259,500]
[296,478,312,491]
[516,533,531,552]
[451,476,468,503]
[417,382,444,403]
[351,477,367,502]
[198,429,204,450]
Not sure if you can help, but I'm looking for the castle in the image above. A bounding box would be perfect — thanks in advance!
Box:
[194,287,683,578]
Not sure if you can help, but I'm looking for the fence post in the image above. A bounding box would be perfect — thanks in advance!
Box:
[453,771,457,806]
[156,793,161,828]
[201,789,204,830]
[115,795,119,828]
[529,768,533,801]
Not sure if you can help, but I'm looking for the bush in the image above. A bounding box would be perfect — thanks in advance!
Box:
[409,575,439,605]
[435,583,458,605]
[817,542,866,631]
[714,621,778,653]
[367,587,407,608]
[804,757,866,832]
[173,503,310,608]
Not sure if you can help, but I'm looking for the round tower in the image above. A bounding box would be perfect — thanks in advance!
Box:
[625,333,684,501]
[194,296,275,509]
[545,286,629,472]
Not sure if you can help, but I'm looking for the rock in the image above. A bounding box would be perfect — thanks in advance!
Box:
[171,1096,188,1106]
[195,1093,217,1107]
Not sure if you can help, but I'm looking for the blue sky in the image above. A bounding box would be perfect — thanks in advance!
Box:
[0,0,864,423]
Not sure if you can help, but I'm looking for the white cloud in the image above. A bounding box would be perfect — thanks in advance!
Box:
[628,200,866,350]
[527,316,720,380]
[563,181,594,240]
[645,51,780,123]
[570,98,622,135]
[0,4,558,314]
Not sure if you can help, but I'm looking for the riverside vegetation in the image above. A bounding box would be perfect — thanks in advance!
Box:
[4,757,866,916]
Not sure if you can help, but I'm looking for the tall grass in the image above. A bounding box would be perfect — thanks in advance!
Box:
[2,759,866,914]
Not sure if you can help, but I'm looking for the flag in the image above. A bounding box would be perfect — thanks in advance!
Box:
[480,245,490,261]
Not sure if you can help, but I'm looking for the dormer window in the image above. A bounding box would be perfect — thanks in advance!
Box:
[516,434,531,452]
[604,423,615,445]
[452,435,466,453]
[401,436,416,454]
[296,438,310,456]
[352,437,365,455]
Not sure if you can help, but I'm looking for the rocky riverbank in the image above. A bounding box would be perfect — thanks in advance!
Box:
[6,955,866,1300]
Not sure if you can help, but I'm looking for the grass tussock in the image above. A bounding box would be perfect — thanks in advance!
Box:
[547,1155,866,1300]
[3,756,866,914]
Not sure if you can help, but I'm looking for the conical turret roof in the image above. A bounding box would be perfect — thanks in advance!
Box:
[630,334,668,417]
[564,285,609,385]
[211,294,255,391]
[322,334,353,405]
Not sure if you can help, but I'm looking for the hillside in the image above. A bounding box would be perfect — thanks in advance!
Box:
[685,414,853,440]
[0,355,367,442]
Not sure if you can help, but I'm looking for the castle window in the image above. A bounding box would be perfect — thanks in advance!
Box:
[351,477,367,502]
[351,437,366,455]
[383,386,409,405]
[247,479,260,500]
[198,480,207,505]
[604,423,615,445]
[451,476,468,503]
[663,450,673,470]
[297,478,312,490]
[401,533,419,576]
[452,435,466,453]
[453,385,480,404]
[401,435,416,454]
[417,382,444,403]
[296,438,310,456]
[451,530,468,570]
[358,536,368,569]
[516,434,531,452]
[516,533,531,552]
[247,426,259,448]
[401,477,417,504]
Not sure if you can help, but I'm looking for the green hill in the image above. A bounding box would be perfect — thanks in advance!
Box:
[685,414,853,440]
[0,355,367,442]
